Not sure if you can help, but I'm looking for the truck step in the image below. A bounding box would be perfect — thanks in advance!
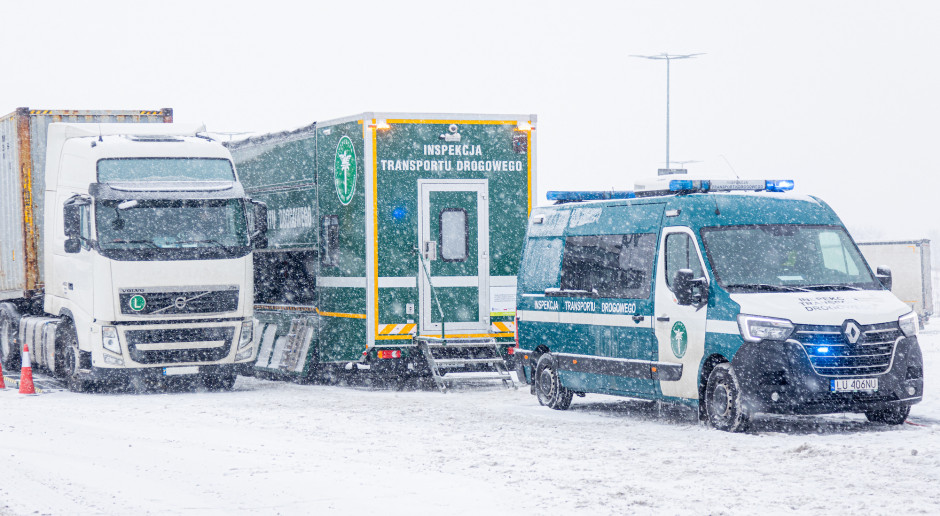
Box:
[416,338,516,393]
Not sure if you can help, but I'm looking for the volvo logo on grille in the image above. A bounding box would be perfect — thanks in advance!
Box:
[842,320,862,344]
[174,296,187,310]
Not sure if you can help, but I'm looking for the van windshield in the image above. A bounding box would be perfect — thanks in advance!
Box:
[700,225,881,292]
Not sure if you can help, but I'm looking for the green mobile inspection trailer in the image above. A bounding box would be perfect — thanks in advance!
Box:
[227,113,536,387]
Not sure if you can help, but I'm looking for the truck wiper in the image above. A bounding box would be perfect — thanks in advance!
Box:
[723,283,810,293]
[174,239,225,247]
[802,284,862,291]
[108,239,158,248]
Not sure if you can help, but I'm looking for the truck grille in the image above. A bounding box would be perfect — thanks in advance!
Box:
[124,327,235,364]
[119,288,239,316]
[790,322,901,377]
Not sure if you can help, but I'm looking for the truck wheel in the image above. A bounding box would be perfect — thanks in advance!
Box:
[865,405,910,425]
[0,313,19,371]
[203,371,236,391]
[60,325,91,393]
[535,353,573,410]
[704,363,750,432]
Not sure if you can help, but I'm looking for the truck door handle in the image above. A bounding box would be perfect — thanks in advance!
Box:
[656,315,670,322]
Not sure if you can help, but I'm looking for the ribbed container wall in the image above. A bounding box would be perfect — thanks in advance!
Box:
[0,112,26,299]
[0,108,172,301]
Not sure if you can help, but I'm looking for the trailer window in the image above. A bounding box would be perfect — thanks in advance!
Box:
[320,215,339,268]
[560,233,656,299]
[439,208,468,262]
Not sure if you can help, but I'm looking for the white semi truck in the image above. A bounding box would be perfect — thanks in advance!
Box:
[0,108,266,391]
[857,240,933,326]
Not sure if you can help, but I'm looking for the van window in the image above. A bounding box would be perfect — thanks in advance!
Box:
[819,231,859,275]
[665,232,705,288]
[518,237,564,292]
[560,233,656,298]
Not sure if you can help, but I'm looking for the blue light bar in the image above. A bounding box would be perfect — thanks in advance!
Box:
[765,179,795,192]
[669,180,710,192]
[546,190,636,202]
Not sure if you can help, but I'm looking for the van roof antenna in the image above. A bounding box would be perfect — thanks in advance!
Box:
[720,155,738,179]
[98,124,103,142]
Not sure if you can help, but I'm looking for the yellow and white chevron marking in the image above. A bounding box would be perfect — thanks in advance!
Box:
[378,323,417,335]
[491,321,516,333]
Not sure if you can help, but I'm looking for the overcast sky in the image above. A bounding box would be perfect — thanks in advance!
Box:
[3,1,939,244]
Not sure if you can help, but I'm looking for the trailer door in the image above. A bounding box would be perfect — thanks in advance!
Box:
[418,179,489,333]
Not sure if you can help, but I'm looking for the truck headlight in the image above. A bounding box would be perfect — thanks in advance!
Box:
[102,326,122,354]
[238,320,253,349]
[898,311,918,337]
[737,314,794,343]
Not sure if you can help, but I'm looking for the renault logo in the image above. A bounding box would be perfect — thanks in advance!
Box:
[842,320,861,344]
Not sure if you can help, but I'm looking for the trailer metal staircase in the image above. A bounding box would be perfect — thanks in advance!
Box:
[416,336,515,392]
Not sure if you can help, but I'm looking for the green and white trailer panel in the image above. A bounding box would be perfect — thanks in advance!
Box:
[228,113,535,378]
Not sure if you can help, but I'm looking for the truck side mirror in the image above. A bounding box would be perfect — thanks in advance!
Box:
[63,202,81,239]
[249,199,268,249]
[876,266,892,291]
[674,268,709,308]
[64,238,82,254]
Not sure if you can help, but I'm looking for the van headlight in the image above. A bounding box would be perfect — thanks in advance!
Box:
[102,326,122,354]
[898,311,918,337]
[737,314,794,343]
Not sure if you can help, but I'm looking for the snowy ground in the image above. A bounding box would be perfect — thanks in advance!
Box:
[1,330,938,515]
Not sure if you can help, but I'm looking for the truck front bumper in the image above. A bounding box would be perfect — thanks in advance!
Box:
[731,337,924,415]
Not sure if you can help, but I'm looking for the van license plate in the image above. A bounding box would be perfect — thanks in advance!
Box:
[164,366,199,376]
[831,378,878,392]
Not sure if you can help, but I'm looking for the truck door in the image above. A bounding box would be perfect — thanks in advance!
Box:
[417,179,489,334]
[654,226,709,399]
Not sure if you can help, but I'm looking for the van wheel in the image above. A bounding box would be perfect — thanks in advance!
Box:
[704,363,749,432]
[865,405,910,425]
[535,353,572,410]
[0,313,19,371]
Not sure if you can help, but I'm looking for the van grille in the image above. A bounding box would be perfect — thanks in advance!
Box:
[124,327,235,364]
[790,322,901,377]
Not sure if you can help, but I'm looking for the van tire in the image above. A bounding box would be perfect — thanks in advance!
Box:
[535,353,572,410]
[704,363,749,432]
[864,405,910,425]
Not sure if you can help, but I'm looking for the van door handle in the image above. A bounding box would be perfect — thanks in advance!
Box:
[656,315,670,322]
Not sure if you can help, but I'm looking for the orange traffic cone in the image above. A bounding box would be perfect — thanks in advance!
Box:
[19,343,35,395]
[0,355,5,389]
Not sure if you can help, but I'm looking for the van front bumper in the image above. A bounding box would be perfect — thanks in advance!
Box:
[730,337,923,415]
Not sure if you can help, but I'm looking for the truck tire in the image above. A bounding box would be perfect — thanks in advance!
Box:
[704,362,750,432]
[203,371,236,391]
[59,323,92,393]
[865,405,910,425]
[0,312,19,371]
[535,353,573,410]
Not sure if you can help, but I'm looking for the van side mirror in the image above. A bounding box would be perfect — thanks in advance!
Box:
[876,266,892,291]
[674,268,709,307]
[249,199,268,249]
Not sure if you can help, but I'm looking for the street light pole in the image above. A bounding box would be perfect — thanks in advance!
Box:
[632,53,704,170]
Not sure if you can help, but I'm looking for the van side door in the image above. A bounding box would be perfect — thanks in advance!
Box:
[654,226,709,399]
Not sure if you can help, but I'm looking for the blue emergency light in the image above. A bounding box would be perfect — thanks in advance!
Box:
[546,190,636,202]
[668,179,795,193]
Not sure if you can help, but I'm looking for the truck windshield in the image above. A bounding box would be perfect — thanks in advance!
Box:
[95,198,249,260]
[700,225,881,292]
[97,158,235,182]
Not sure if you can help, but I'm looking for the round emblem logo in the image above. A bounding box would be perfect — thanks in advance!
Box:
[670,321,688,358]
[129,295,146,312]
[334,136,357,206]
